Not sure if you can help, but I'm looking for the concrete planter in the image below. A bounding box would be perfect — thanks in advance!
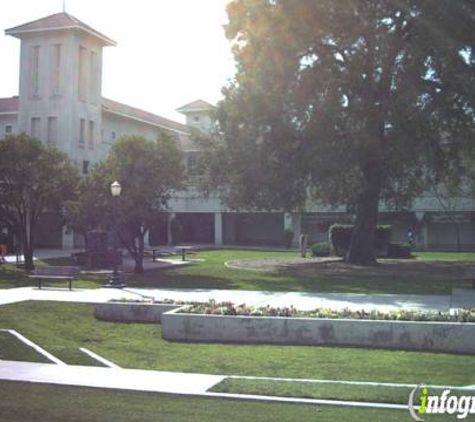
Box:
[162,309,475,354]
[94,302,182,323]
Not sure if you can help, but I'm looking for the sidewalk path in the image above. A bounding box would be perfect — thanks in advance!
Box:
[0,360,407,411]
[0,360,224,395]
[0,285,457,312]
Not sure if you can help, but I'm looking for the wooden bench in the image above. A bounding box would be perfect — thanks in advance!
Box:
[29,266,81,290]
[465,268,475,290]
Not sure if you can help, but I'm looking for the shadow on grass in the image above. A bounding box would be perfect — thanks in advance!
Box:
[2,250,473,295]
[0,265,33,289]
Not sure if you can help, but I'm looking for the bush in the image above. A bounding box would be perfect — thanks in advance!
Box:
[329,224,392,257]
[387,243,413,259]
[283,229,294,249]
[311,242,330,257]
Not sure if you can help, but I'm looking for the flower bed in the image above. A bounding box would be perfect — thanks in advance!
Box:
[162,302,475,354]
[178,300,475,323]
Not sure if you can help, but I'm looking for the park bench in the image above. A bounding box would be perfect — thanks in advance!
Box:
[145,246,195,262]
[29,266,81,290]
[465,267,475,290]
[144,248,176,262]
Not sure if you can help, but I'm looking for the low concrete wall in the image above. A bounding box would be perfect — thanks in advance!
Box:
[94,302,182,324]
[162,310,475,354]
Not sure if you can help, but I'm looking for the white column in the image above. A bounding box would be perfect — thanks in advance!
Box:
[415,212,428,250]
[291,213,302,240]
[167,213,176,246]
[62,226,74,249]
[284,212,301,247]
[214,212,223,245]
[284,213,293,231]
[143,227,150,248]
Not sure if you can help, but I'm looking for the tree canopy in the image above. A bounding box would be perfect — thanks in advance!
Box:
[0,135,79,270]
[69,134,184,273]
[203,0,475,264]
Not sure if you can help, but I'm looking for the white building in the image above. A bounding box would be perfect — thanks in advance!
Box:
[1,12,474,251]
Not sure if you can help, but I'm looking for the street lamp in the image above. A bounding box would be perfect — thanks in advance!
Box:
[105,180,126,288]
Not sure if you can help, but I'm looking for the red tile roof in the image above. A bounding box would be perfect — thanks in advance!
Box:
[102,97,190,134]
[5,12,116,46]
[0,97,19,113]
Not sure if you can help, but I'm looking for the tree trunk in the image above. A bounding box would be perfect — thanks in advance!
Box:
[346,161,382,266]
[21,224,34,271]
[23,245,34,271]
[134,234,145,274]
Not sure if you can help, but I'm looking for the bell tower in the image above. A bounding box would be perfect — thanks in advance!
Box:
[5,12,116,164]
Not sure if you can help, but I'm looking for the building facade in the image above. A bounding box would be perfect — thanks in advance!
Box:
[1,12,474,251]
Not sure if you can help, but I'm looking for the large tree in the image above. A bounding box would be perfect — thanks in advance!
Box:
[71,135,184,274]
[204,0,475,264]
[0,135,79,270]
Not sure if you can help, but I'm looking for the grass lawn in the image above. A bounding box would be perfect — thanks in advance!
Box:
[0,249,474,294]
[0,331,50,363]
[415,251,475,261]
[0,381,457,422]
[211,378,474,405]
[0,301,474,387]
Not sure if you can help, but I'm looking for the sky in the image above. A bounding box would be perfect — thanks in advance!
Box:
[0,0,236,122]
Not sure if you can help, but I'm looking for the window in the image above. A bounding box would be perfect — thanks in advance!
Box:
[51,44,61,95]
[82,160,89,175]
[47,117,58,146]
[194,116,200,122]
[79,118,86,148]
[31,117,41,140]
[88,120,94,150]
[78,46,87,101]
[187,152,201,176]
[111,131,116,140]
[30,46,40,97]
[4,125,12,134]
[89,51,98,102]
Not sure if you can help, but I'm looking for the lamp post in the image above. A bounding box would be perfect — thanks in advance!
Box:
[105,181,126,288]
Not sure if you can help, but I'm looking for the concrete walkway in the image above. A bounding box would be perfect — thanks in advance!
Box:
[0,360,224,395]
[0,360,408,411]
[0,285,459,312]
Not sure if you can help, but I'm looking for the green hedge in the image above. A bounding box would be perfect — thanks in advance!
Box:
[311,242,330,257]
[329,224,391,257]
[387,243,413,259]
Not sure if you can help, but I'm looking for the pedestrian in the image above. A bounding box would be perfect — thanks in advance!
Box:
[0,232,8,263]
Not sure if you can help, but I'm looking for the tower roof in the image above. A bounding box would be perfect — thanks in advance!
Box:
[5,12,116,46]
[176,99,215,114]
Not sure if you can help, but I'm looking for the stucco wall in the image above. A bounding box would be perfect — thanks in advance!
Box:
[162,311,475,354]
[94,302,182,323]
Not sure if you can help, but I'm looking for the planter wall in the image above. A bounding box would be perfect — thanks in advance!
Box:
[162,310,475,354]
[94,302,182,323]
